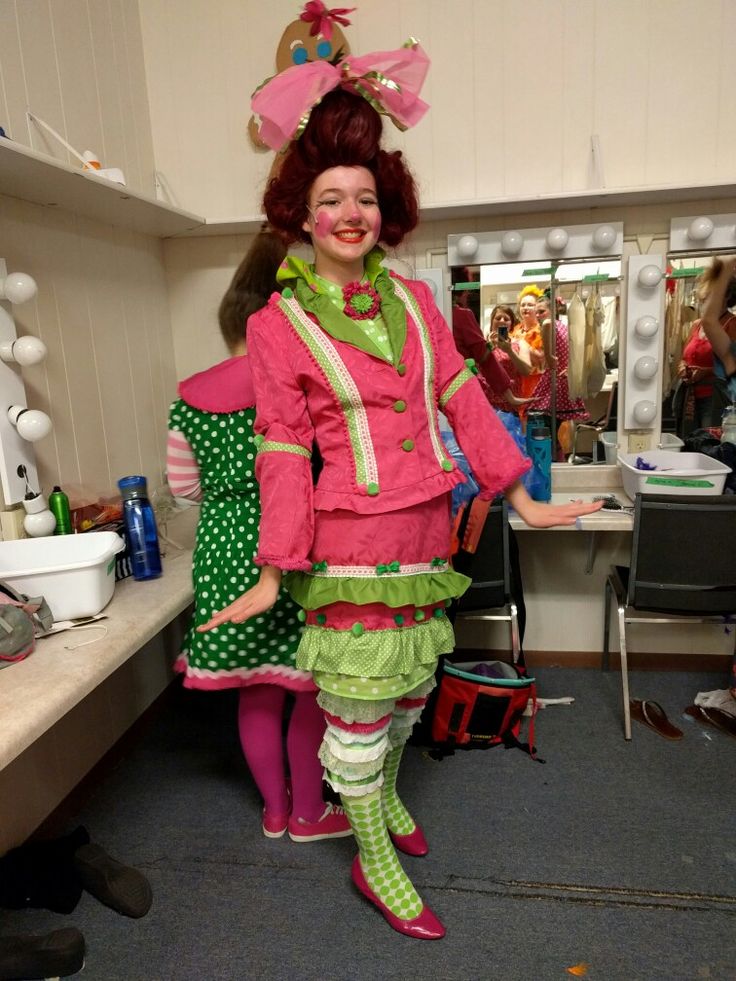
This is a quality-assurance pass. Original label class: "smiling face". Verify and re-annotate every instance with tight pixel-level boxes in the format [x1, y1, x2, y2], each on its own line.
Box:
[490, 306, 513, 341]
[519, 295, 539, 323]
[303, 166, 382, 283]
[276, 20, 349, 71]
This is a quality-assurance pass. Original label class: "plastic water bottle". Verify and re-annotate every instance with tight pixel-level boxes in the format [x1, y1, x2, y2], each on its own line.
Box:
[117, 475, 162, 580]
[528, 427, 552, 502]
[720, 405, 736, 445]
[525, 411, 546, 456]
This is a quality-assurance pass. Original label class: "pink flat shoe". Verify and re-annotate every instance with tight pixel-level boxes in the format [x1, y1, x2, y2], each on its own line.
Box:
[262, 810, 289, 838]
[390, 824, 429, 857]
[288, 803, 353, 842]
[351, 856, 445, 940]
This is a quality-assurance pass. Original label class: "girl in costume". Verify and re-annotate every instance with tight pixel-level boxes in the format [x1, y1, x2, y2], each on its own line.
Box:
[486, 304, 535, 411]
[166, 230, 351, 844]
[200, 42, 601, 940]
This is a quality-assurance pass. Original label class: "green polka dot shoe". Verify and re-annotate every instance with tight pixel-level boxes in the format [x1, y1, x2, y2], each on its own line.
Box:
[351, 856, 445, 940]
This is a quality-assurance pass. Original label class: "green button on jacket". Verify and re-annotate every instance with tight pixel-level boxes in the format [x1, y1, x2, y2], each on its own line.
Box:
[401, 439, 414, 452]
[393, 400, 407, 413]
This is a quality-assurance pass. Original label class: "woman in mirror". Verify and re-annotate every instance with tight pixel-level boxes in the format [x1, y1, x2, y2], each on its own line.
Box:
[511, 285, 546, 404]
[485, 304, 533, 411]
[676, 318, 715, 433]
[699, 256, 736, 421]
[533, 291, 589, 457]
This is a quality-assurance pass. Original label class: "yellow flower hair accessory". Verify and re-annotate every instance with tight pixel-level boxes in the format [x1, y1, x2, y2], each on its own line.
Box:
[518, 284, 544, 302]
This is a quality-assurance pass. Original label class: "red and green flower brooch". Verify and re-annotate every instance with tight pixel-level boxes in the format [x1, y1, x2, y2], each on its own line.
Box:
[342, 281, 380, 320]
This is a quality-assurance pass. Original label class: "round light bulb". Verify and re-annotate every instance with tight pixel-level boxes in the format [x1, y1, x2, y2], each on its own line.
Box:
[456, 235, 479, 259]
[2, 272, 38, 305]
[687, 216, 714, 242]
[421, 276, 438, 297]
[633, 399, 656, 425]
[500, 230, 523, 257]
[634, 355, 658, 380]
[634, 315, 659, 338]
[592, 224, 617, 251]
[638, 264, 663, 288]
[22, 495, 57, 537]
[9, 406, 52, 442]
[546, 227, 569, 252]
[3, 335, 48, 366]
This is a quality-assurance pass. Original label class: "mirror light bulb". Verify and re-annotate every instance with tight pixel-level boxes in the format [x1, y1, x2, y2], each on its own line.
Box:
[638, 264, 663, 288]
[1, 272, 38, 305]
[633, 399, 656, 425]
[456, 235, 479, 259]
[0, 335, 48, 366]
[687, 216, 714, 242]
[634, 315, 659, 338]
[500, 230, 523, 257]
[8, 406, 52, 442]
[546, 227, 568, 252]
[422, 276, 438, 297]
[634, 355, 658, 380]
[592, 224, 617, 251]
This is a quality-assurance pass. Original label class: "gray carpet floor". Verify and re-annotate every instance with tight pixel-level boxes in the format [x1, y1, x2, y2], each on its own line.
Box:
[3, 666, 735, 981]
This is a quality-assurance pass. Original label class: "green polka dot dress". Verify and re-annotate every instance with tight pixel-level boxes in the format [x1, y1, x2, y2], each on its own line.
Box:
[168, 397, 312, 693]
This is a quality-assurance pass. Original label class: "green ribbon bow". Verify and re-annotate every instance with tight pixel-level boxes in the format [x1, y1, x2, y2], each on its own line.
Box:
[376, 560, 401, 575]
[311, 561, 328, 573]
[430, 557, 447, 568]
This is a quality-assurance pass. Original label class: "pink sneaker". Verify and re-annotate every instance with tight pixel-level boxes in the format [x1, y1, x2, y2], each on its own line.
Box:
[288, 803, 353, 842]
[262, 809, 289, 838]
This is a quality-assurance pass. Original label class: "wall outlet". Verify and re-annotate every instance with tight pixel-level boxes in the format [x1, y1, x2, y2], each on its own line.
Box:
[628, 433, 651, 453]
[0, 506, 26, 541]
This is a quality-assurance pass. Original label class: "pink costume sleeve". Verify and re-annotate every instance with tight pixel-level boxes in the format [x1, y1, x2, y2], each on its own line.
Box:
[166, 429, 202, 502]
[415, 283, 530, 499]
[247, 305, 315, 571]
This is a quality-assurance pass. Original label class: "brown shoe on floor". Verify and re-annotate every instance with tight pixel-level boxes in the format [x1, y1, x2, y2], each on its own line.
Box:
[684, 704, 736, 739]
[630, 699, 683, 740]
[74, 843, 152, 918]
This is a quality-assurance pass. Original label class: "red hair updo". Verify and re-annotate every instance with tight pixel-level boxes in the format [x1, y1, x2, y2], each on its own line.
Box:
[262, 89, 419, 248]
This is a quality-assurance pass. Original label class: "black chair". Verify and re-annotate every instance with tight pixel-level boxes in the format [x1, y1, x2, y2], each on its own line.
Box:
[452, 498, 522, 664]
[603, 493, 736, 740]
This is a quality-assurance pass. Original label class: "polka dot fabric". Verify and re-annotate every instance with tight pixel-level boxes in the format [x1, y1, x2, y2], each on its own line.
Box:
[343, 790, 423, 920]
[169, 398, 310, 692]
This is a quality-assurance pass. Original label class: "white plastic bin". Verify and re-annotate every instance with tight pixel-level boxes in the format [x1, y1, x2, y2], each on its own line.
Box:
[657, 432, 685, 450]
[0, 532, 125, 621]
[599, 432, 618, 464]
[618, 451, 731, 498]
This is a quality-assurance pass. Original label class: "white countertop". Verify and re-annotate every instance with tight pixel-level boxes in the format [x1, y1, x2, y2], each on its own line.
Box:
[0, 549, 194, 771]
[509, 489, 634, 531]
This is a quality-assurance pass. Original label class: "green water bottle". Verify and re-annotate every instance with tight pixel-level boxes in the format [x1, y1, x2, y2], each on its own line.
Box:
[49, 485, 72, 535]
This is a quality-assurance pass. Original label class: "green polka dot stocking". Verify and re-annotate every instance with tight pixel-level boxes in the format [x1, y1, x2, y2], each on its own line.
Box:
[341, 789, 423, 920]
[382, 746, 416, 836]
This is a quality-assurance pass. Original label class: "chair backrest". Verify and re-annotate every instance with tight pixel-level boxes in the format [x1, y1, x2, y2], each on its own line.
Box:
[629, 493, 736, 614]
[452, 498, 510, 612]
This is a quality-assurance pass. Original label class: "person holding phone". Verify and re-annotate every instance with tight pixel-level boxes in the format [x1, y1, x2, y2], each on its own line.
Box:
[486, 305, 534, 411]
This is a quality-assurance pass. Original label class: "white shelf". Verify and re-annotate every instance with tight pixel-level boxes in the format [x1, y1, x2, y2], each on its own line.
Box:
[0, 138, 205, 238]
[176, 181, 736, 239]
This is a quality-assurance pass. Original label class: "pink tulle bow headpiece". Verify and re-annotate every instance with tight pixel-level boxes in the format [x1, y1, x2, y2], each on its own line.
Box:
[251, 40, 430, 152]
[300, 1, 355, 39]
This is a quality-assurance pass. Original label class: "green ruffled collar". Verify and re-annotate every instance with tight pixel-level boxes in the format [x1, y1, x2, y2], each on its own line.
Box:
[276, 248, 406, 365]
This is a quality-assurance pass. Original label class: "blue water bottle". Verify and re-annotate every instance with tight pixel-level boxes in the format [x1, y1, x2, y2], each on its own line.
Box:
[525, 411, 546, 456]
[117, 475, 162, 580]
[528, 427, 552, 502]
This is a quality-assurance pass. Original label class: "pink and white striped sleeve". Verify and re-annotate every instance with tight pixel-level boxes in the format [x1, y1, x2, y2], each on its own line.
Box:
[166, 428, 202, 501]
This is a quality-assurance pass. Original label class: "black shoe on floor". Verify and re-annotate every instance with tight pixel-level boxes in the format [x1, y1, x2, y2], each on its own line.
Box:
[0, 927, 85, 980]
[74, 843, 152, 918]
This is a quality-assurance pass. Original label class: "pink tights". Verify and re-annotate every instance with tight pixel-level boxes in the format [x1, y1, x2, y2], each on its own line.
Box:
[237, 685, 326, 823]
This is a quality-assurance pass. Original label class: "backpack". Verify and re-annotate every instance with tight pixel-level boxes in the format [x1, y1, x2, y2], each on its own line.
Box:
[430, 658, 541, 761]
[0, 581, 54, 669]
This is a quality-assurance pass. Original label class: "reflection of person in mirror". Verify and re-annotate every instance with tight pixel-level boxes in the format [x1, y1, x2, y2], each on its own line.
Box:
[485, 304, 534, 411]
[698, 257, 736, 423]
[451, 303, 531, 411]
[511, 285, 546, 404]
[676, 319, 715, 431]
[196, 45, 603, 940]
[532, 291, 589, 438]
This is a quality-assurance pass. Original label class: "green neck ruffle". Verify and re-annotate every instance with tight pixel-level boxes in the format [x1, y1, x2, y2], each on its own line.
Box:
[277, 248, 407, 365]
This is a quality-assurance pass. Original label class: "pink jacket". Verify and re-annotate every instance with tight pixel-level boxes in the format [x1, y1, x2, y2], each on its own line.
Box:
[248, 275, 528, 570]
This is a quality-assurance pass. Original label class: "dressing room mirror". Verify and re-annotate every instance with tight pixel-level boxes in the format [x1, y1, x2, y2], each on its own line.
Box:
[449, 245, 622, 463]
[663, 252, 730, 439]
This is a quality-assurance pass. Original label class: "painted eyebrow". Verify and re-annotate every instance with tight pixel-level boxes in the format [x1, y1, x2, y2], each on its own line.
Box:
[315, 188, 377, 196]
